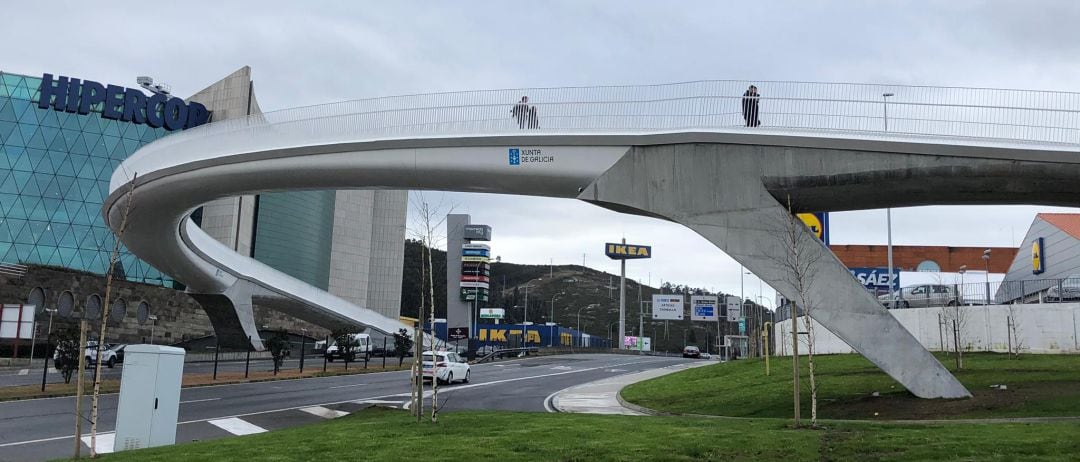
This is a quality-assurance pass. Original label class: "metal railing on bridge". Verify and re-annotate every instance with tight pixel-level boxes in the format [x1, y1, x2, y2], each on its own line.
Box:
[124, 80, 1080, 176]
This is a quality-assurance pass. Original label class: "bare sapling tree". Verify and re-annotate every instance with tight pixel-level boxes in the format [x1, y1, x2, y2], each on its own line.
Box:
[408, 191, 456, 423]
[1007, 303, 1025, 358]
[941, 296, 970, 370]
[767, 196, 824, 427]
[89, 172, 137, 457]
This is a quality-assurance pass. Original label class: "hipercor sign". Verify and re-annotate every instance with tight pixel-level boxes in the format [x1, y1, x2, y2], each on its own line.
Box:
[37, 74, 210, 131]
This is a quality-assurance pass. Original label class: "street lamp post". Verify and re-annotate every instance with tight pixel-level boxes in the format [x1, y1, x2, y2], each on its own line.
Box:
[576, 304, 599, 348]
[519, 278, 541, 349]
[958, 265, 967, 306]
[40, 307, 57, 392]
[148, 315, 159, 345]
[299, 327, 308, 373]
[982, 249, 992, 305]
[882, 92, 895, 132]
[606, 321, 618, 348]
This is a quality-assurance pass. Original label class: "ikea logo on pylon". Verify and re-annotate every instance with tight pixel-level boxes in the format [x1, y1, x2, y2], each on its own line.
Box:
[605, 243, 652, 260]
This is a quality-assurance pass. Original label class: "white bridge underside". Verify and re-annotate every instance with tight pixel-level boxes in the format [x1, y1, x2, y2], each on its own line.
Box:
[107, 119, 1080, 399]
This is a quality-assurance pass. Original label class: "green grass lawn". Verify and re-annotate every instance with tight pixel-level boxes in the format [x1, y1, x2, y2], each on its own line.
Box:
[96, 408, 1080, 462]
[621, 352, 1080, 420]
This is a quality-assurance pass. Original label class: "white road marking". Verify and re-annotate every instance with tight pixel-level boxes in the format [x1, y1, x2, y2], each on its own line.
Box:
[79, 432, 115, 454]
[551, 366, 572, 370]
[17, 369, 29, 376]
[356, 399, 406, 405]
[300, 406, 348, 419]
[329, 383, 365, 389]
[607, 369, 627, 372]
[180, 398, 222, 404]
[208, 417, 267, 436]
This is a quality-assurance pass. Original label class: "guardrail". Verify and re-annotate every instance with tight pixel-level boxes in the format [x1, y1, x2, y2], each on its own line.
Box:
[124, 79, 1080, 176]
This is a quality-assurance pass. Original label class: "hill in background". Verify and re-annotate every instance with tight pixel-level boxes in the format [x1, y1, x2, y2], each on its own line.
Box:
[400, 240, 770, 353]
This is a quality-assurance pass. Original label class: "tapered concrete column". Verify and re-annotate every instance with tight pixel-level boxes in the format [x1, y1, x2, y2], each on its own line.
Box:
[579, 144, 971, 399]
[189, 280, 265, 351]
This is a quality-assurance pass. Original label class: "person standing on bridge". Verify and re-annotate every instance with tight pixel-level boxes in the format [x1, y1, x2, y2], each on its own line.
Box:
[742, 85, 761, 127]
[527, 105, 539, 129]
[512, 96, 530, 129]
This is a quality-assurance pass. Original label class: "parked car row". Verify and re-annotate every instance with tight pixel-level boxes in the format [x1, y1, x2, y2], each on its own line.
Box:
[54, 342, 127, 369]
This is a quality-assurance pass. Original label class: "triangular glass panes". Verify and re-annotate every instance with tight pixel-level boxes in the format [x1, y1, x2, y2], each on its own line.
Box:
[25, 127, 48, 150]
[0, 98, 16, 122]
[12, 219, 34, 244]
[10, 170, 32, 192]
[43, 247, 62, 267]
[56, 246, 78, 267]
[10, 147, 33, 171]
[62, 224, 89, 248]
[0, 120, 16, 142]
[37, 108, 60, 128]
[24, 195, 48, 221]
[53, 175, 75, 199]
[0, 192, 17, 215]
[76, 178, 96, 201]
[0, 242, 11, 263]
[14, 243, 36, 263]
[0, 172, 16, 194]
[25, 148, 46, 171]
[36, 222, 57, 247]
[0, 219, 12, 243]
[1, 245, 18, 264]
[69, 133, 88, 155]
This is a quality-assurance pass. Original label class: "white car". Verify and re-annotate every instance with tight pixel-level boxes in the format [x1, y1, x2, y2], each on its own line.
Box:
[421, 351, 470, 385]
[700, 352, 712, 360]
[85, 341, 118, 368]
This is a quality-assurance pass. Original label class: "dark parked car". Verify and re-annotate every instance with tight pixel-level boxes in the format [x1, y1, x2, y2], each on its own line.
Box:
[1046, 275, 1080, 301]
[682, 346, 701, 359]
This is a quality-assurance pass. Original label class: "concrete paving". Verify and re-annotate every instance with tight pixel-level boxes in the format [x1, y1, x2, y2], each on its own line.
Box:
[550, 359, 714, 415]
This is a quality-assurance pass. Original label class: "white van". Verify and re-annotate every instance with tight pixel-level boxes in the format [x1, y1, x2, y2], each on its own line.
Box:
[324, 333, 372, 361]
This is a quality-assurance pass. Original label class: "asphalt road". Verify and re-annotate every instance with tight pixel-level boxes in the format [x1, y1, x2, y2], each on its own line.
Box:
[0, 353, 693, 461]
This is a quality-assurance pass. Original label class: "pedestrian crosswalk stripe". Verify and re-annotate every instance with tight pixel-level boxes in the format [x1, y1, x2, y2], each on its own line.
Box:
[300, 406, 348, 419]
[208, 417, 267, 435]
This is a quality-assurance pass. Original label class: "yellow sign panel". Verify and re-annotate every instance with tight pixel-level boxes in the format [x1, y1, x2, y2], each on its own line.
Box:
[605, 243, 651, 259]
[798, 213, 824, 240]
[1032, 238, 1044, 274]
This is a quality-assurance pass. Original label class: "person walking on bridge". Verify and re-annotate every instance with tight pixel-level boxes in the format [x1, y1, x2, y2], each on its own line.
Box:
[742, 85, 760, 127]
[512, 96, 530, 129]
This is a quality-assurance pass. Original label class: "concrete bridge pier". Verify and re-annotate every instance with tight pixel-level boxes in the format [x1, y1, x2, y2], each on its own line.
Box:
[579, 143, 972, 399]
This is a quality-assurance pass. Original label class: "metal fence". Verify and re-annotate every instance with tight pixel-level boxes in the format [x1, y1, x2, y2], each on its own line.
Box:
[878, 276, 1080, 309]
[118, 80, 1080, 183]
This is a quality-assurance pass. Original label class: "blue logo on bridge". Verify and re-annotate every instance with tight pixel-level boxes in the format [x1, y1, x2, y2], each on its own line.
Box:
[508, 148, 521, 166]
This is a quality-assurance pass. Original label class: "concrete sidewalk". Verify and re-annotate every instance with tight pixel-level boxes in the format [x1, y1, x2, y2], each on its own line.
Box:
[549, 360, 715, 415]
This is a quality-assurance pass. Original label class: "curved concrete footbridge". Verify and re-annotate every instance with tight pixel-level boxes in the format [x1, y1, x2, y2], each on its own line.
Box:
[104, 81, 1080, 399]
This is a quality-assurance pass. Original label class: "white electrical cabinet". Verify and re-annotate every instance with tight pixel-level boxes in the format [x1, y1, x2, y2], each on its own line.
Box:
[113, 344, 185, 452]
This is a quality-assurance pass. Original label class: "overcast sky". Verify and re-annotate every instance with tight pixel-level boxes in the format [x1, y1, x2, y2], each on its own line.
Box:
[5, 1, 1080, 302]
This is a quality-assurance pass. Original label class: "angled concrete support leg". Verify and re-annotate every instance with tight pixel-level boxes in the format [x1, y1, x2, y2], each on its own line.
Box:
[579, 144, 970, 398]
[188, 280, 265, 351]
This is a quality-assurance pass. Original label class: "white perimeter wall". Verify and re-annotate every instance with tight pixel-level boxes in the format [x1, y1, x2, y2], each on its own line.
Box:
[775, 303, 1080, 356]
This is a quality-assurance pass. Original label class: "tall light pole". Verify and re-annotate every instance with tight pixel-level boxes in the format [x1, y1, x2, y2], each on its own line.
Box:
[882, 92, 895, 132]
[520, 278, 541, 348]
[577, 304, 599, 347]
[148, 315, 158, 345]
[40, 307, 56, 392]
[549, 293, 563, 325]
[982, 249, 992, 305]
[886, 208, 895, 308]
[958, 265, 967, 305]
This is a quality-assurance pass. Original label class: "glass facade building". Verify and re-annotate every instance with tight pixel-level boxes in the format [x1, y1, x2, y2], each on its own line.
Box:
[0, 71, 173, 285]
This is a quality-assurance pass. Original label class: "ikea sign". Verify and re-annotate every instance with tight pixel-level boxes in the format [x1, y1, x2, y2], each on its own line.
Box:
[605, 243, 651, 260]
[37, 74, 210, 131]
